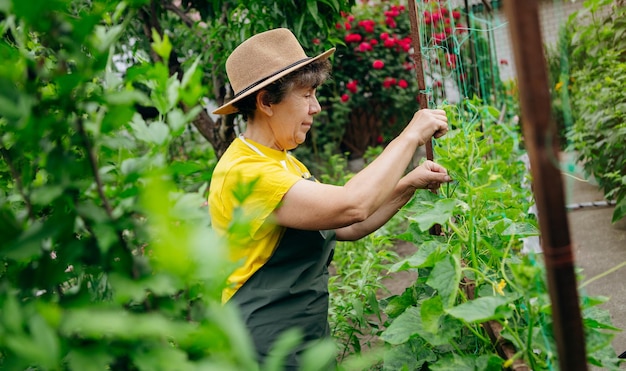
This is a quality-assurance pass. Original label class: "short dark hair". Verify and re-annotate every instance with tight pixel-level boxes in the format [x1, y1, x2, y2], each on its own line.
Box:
[233, 58, 332, 120]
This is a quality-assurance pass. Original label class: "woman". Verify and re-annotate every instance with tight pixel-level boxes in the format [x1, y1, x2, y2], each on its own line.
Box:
[209, 28, 450, 368]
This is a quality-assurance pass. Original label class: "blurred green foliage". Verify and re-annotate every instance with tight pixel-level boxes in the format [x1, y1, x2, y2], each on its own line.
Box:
[551, 0, 626, 222]
[0, 0, 354, 369]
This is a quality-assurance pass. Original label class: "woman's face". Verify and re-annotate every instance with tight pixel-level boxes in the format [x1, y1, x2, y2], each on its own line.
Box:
[269, 86, 321, 150]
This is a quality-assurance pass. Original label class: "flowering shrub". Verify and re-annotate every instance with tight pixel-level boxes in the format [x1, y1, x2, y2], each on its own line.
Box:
[316, 2, 420, 158]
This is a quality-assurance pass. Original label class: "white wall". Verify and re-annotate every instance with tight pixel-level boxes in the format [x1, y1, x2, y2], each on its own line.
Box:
[492, 0, 585, 82]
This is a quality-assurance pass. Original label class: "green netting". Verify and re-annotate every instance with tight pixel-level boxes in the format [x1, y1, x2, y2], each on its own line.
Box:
[414, 1, 508, 110]
[413, 0, 593, 206]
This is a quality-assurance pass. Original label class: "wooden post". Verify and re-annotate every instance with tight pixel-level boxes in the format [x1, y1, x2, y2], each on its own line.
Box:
[407, 0, 441, 236]
[503, 1, 588, 370]
[407, 0, 433, 161]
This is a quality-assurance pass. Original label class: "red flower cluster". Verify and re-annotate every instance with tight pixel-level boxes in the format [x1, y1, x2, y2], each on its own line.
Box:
[319, 0, 422, 145]
[384, 4, 405, 28]
[335, 4, 418, 106]
[422, 0, 465, 45]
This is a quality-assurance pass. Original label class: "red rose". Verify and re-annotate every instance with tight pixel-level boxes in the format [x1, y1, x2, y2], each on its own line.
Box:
[452, 10, 461, 20]
[380, 32, 390, 40]
[359, 19, 375, 33]
[372, 60, 385, 69]
[341, 94, 350, 102]
[346, 80, 358, 93]
[312, 38, 321, 45]
[345, 33, 362, 43]
[358, 42, 373, 52]
[398, 79, 408, 89]
[382, 77, 397, 88]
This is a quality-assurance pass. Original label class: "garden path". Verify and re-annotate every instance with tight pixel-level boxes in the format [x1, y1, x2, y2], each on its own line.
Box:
[565, 152, 626, 369]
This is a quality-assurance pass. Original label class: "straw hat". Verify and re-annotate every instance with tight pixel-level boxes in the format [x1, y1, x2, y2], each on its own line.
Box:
[212, 28, 335, 115]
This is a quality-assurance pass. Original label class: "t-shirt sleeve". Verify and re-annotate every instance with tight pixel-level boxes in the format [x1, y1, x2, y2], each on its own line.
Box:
[221, 156, 303, 239]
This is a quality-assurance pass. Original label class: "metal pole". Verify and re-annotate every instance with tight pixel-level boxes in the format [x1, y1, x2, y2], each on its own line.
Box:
[503, 1, 587, 370]
[407, 0, 441, 236]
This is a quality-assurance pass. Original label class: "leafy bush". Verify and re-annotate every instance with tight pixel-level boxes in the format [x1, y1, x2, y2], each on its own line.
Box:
[0, 2, 346, 370]
[565, 0, 626, 222]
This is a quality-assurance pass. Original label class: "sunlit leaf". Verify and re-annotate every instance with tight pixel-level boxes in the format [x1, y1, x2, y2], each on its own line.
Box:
[446, 295, 512, 323]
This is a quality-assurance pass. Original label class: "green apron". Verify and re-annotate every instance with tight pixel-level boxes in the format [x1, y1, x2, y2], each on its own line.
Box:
[231, 227, 336, 369]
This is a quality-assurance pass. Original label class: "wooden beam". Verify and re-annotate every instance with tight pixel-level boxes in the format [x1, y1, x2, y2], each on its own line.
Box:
[502, 1, 588, 370]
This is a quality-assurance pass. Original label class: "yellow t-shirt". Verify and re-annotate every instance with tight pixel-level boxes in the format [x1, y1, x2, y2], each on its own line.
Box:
[208, 136, 313, 302]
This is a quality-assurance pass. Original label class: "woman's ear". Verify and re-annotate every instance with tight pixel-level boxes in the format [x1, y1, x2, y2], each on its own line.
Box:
[256, 90, 273, 116]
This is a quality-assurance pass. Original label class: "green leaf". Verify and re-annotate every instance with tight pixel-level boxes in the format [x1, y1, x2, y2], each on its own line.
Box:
[181, 57, 201, 89]
[475, 354, 504, 371]
[1, 221, 49, 261]
[92, 222, 118, 254]
[407, 198, 457, 232]
[150, 29, 172, 61]
[426, 255, 460, 308]
[91, 24, 124, 52]
[383, 290, 417, 318]
[1, 292, 23, 333]
[306, 0, 323, 28]
[133, 344, 194, 371]
[445, 295, 512, 323]
[262, 329, 305, 371]
[300, 338, 337, 371]
[60, 309, 195, 341]
[501, 221, 540, 237]
[130, 115, 170, 146]
[382, 339, 434, 371]
[28, 315, 60, 367]
[428, 353, 477, 370]
[420, 296, 444, 334]
[612, 194, 626, 223]
[108, 272, 180, 304]
[4, 315, 60, 369]
[380, 306, 421, 345]
[165, 74, 181, 112]
[66, 347, 114, 371]
[389, 240, 444, 272]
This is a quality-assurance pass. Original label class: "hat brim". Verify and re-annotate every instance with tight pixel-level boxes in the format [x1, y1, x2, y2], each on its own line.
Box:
[212, 47, 336, 115]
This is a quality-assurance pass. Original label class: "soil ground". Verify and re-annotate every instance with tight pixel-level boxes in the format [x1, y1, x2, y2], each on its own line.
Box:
[377, 151, 626, 369]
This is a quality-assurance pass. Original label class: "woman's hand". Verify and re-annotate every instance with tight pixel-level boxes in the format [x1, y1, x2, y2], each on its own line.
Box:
[402, 109, 449, 146]
[405, 160, 452, 190]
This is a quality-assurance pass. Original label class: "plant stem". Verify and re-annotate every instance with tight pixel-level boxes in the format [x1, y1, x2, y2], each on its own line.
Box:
[579, 260, 626, 289]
